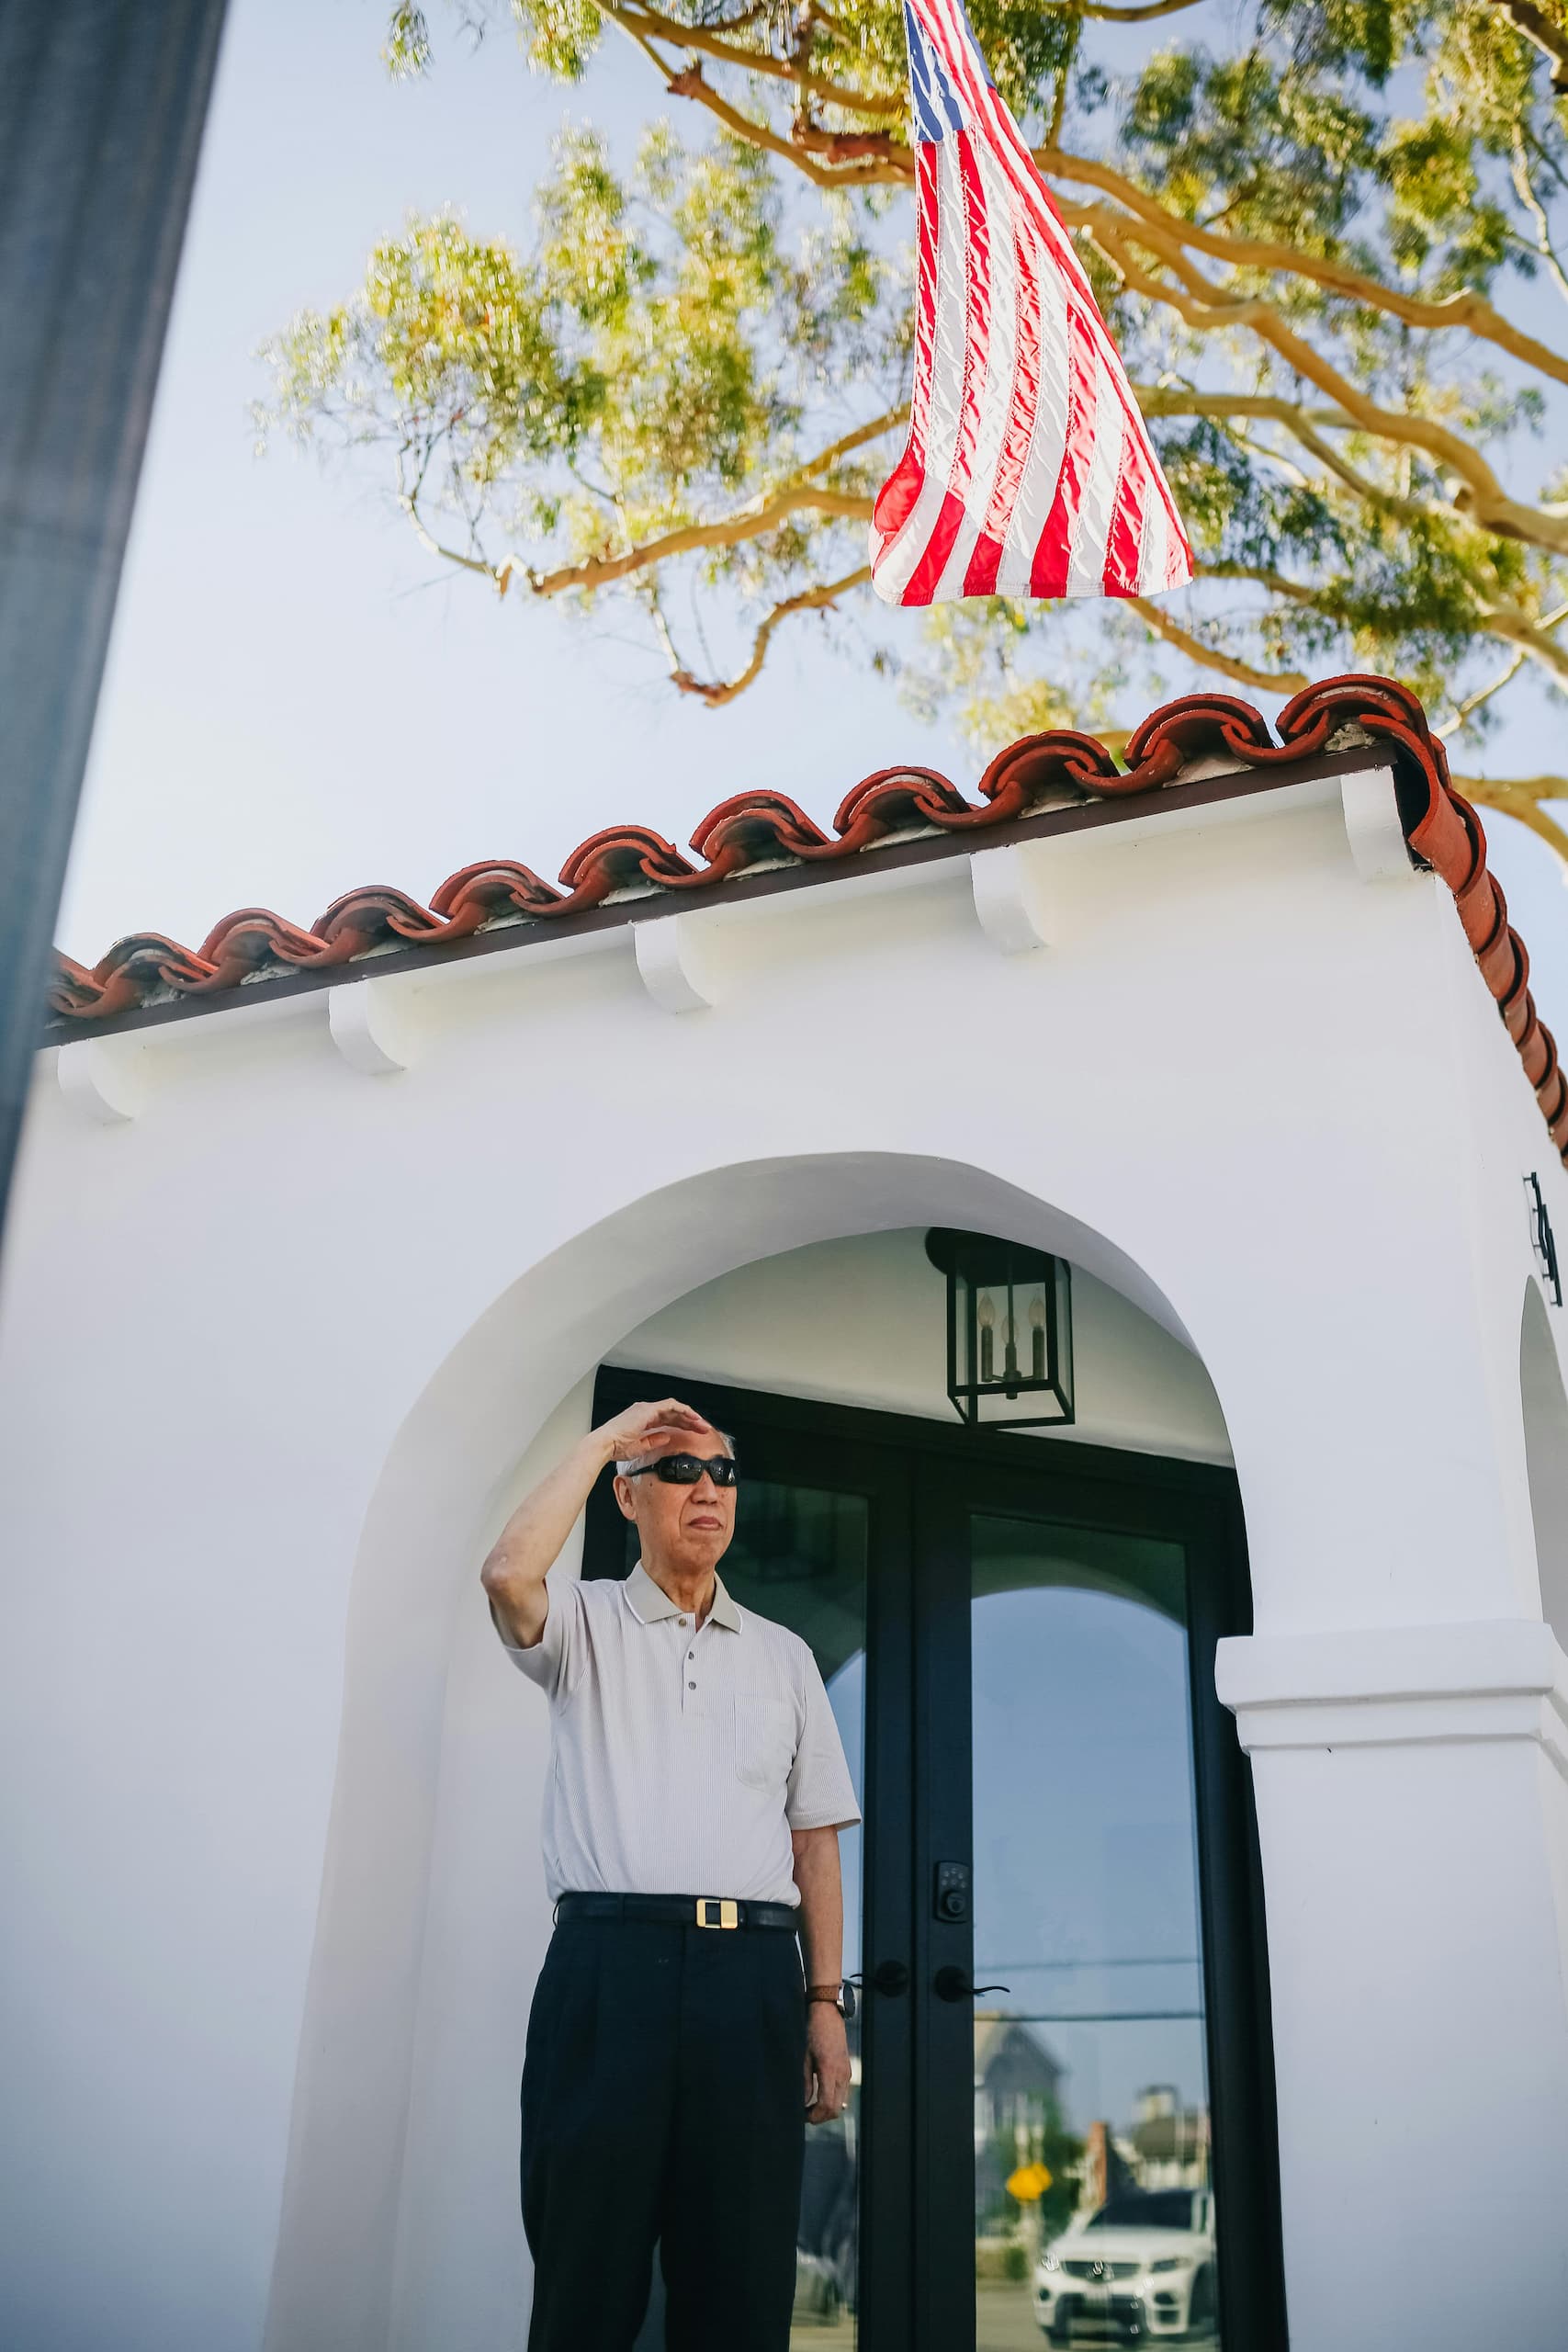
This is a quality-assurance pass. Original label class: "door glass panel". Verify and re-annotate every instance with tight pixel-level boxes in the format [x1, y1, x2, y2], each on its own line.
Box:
[968, 1516, 1219, 2352]
[725, 1481, 866, 2350]
[623, 1479, 867, 2351]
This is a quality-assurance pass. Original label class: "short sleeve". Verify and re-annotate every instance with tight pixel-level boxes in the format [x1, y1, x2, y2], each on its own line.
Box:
[785, 1648, 862, 1832]
[495, 1568, 583, 1702]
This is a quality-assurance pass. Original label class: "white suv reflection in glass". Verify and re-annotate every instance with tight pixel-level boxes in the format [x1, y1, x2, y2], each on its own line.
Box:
[1033, 2188, 1217, 2342]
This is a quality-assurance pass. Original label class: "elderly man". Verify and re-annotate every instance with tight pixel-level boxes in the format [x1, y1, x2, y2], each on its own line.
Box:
[482, 1395, 861, 2352]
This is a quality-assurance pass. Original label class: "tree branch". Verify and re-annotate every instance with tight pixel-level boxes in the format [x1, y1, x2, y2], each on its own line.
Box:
[1136, 386, 1356, 432]
[1186, 396, 1444, 525]
[1509, 128, 1568, 311]
[1433, 650, 1528, 740]
[788, 116, 911, 169]
[1193, 560, 1320, 605]
[1088, 220, 1568, 555]
[671, 563, 873, 704]
[1044, 4, 1081, 155]
[525, 483, 873, 598]
[773, 407, 908, 487]
[660, 60, 902, 187]
[1128, 597, 1310, 692]
[1478, 604, 1568, 685]
[606, 0, 907, 119]
[1079, 0, 1206, 16]
[1453, 776, 1568, 861]
[1190, 562, 1568, 700]
[1038, 145, 1568, 391]
[396, 451, 506, 584]
[1486, 0, 1568, 94]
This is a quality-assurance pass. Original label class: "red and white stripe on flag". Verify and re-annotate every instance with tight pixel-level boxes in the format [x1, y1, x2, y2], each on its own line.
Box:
[870, 0, 1192, 607]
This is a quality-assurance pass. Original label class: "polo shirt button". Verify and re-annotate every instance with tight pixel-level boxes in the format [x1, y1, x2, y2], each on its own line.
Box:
[678, 1616, 688, 1627]
[688, 1680, 696, 1690]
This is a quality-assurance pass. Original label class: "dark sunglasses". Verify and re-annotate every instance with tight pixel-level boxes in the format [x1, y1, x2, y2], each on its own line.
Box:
[626, 1453, 739, 1487]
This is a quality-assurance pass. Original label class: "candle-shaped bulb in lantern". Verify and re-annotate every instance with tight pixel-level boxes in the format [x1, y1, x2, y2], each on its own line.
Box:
[977, 1288, 997, 1385]
[1030, 1290, 1047, 1381]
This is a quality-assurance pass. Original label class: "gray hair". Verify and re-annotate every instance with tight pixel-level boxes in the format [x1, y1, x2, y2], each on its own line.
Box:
[615, 1427, 736, 1477]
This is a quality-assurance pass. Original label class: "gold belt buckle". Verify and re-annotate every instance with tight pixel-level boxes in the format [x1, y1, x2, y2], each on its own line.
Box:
[695, 1897, 739, 1930]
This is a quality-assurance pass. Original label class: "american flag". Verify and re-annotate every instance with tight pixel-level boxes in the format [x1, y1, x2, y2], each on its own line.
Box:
[870, 0, 1192, 607]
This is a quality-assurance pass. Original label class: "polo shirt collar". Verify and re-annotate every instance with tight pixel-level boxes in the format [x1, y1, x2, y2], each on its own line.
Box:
[625, 1560, 742, 1634]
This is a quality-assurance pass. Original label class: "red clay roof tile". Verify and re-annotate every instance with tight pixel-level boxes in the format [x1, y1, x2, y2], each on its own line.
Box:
[46, 673, 1567, 1167]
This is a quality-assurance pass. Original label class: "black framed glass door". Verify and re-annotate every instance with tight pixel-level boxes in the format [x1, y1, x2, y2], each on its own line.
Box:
[587, 1366, 1285, 2352]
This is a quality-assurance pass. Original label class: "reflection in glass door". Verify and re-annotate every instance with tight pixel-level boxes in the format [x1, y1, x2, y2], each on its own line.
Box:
[968, 1517, 1219, 2352]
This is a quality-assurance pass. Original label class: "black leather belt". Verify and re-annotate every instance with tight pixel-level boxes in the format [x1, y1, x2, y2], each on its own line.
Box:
[556, 1892, 800, 1932]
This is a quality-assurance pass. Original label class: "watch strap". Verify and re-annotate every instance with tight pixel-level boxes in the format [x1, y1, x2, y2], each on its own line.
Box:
[806, 1981, 852, 2017]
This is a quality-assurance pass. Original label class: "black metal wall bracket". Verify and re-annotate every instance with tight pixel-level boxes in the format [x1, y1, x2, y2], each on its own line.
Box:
[1527, 1173, 1562, 1307]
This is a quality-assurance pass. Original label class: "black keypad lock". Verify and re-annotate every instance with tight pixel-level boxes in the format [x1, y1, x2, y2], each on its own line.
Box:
[933, 1860, 970, 1923]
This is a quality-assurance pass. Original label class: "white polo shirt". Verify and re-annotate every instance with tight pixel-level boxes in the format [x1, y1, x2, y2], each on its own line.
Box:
[502, 1561, 861, 1905]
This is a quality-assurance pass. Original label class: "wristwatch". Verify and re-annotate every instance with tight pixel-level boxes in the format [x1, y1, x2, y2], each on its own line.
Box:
[806, 1981, 856, 2019]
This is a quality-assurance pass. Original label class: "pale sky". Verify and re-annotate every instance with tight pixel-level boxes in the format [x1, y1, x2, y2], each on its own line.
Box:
[60, 0, 969, 962]
[60, 0, 1568, 1052]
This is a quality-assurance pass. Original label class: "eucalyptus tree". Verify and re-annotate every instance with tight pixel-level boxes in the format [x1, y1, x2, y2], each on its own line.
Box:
[260, 1, 1568, 856]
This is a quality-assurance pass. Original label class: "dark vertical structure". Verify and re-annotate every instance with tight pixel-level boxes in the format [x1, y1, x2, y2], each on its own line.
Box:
[0, 0, 228, 1239]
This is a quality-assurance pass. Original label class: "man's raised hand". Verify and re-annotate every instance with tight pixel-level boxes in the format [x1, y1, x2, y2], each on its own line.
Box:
[597, 1397, 711, 1467]
[482, 1398, 708, 1647]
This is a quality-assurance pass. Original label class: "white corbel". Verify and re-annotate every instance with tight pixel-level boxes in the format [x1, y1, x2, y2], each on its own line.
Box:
[969, 842, 1054, 956]
[57, 1035, 150, 1125]
[327, 977, 415, 1074]
[1340, 764, 1416, 884]
[633, 913, 717, 1014]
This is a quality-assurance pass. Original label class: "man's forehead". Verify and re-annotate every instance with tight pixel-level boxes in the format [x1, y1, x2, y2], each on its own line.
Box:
[649, 1422, 728, 1454]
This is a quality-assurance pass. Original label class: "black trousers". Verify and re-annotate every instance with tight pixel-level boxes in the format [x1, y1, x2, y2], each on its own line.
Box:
[522, 1916, 807, 2352]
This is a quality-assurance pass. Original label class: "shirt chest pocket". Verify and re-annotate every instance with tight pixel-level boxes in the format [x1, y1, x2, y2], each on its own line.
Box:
[734, 1694, 795, 1792]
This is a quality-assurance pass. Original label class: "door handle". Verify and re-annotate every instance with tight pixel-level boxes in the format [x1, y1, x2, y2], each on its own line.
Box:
[932, 1966, 1010, 2003]
[872, 1959, 910, 1997]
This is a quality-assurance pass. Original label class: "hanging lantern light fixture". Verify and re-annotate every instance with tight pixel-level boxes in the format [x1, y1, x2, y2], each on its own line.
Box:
[924, 1229, 1075, 1429]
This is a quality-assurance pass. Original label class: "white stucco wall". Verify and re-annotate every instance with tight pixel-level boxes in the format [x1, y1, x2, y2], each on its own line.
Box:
[1, 761, 1565, 2352]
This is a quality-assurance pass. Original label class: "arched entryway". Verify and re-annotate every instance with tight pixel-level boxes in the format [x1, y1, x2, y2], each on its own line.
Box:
[262, 1155, 1280, 2352]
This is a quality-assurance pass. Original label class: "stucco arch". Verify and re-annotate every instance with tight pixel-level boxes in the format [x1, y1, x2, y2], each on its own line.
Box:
[1521, 1282, 1568, 1647]
[262, 1148, 1216, 2352]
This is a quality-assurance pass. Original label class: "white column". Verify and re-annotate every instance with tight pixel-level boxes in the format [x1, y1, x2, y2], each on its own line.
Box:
[1219, 1620, 1568, 2350]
